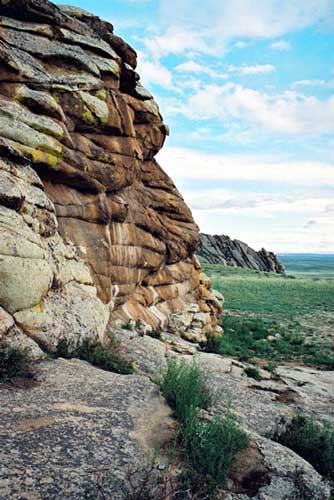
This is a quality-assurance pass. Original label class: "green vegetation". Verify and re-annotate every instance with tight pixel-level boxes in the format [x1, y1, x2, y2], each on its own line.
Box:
[244, 366, 261, 380]
[202, 262, 334, 369]
[146, 329, 162, 340]
[161, 359, 214, 423]
[280, 253, 334, 280]
[205, 264, 334, 318]
[204, 315, 334, 368]
[0, 343, 32, 381]
[161, 359, 249, 491]
[55, 337, 134, 375]
[273, 415, 334, 481]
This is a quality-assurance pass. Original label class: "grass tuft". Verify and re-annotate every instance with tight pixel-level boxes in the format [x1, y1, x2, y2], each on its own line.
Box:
[161, 359, 249, 490]
[244, 366, 261, 380]
[55, 337, 134, 375]
[273, 415, 334, 481]
[161, 359, 213, 424]
[0, 343, 32, 381]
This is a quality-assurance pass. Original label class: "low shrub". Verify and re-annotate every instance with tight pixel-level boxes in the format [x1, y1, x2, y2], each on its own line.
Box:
[309, 351, 334, 370]
[244, 366, 261, 380]
[147, 329, 162, 340]
[264, 362, 277, 373]
[183, 413, 249, 488]
[161, 359, 249, 491]
[0, 343, 32, 381]
[273, 415, 334, 480]
[55, 338, 134, 375]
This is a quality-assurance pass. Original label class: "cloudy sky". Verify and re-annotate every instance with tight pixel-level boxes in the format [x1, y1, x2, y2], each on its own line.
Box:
[56, 0, 334, 253]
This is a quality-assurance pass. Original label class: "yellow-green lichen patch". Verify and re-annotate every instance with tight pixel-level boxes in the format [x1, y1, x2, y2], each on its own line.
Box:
[0, 98, 64, 140]
[0, 111, 63, 157]
[82, 106, 98, 126]
[79, 91, 109, 124]
[10, 142, 61, 170]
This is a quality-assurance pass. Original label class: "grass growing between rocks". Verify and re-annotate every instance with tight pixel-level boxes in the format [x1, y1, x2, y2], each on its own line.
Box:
[55, 337, 134, 375]
[204, 315, 334, 369]
[0, 343, 33, 381]
[161, 359, 249, 493]
[273, 415, 334, 481]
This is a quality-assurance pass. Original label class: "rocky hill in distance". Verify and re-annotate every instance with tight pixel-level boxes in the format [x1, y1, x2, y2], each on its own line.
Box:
[197, 233, 285, 274]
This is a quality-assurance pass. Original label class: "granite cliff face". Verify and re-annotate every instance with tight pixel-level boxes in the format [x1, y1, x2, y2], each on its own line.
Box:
[0, 0, 221, 353]
[197, 233, 285, 274]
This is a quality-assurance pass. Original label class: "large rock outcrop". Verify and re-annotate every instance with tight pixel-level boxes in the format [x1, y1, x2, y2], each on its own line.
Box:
[197, 233, 285, 274]
[0, 0, 221, 352]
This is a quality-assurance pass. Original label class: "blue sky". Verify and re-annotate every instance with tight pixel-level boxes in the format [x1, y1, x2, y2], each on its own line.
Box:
[55, 0, 334, 252]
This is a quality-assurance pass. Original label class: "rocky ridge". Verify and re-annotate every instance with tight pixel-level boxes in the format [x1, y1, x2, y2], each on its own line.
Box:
[197, 233, 285, 274]
[0, 330, 333, 499]
[0, 0, 221, 354]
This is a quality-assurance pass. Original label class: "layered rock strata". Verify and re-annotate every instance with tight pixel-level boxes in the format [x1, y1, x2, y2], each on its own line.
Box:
[0, 0, 221, 351]
[198, 233, 285, 274]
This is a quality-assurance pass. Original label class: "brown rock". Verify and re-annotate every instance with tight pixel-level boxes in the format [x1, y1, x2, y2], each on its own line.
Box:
[0, 0, 221, 351]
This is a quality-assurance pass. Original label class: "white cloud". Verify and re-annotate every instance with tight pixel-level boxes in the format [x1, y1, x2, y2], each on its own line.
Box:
[228, 64, 276, 75]
[159, 0, 333, 45]
[234, 41, 249, 49]
[157, 147, 334, 185]
[186, 189, 333, 215]
[136, 51, 173, 89]
[270, 40, 291, 50]
[179, 84, 334, 136]
[186, 186, 334, 253]
[293, 79, 334, 89]
[174, 60, 228, 79]
[143, 26, 220, 59]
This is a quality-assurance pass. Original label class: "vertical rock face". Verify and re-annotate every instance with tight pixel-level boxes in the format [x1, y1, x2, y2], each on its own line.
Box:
[198, 233, 285, 274]
[0, 0, 221, 351]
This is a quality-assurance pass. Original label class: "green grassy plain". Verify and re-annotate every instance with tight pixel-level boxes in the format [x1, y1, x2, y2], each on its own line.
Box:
[202, 260, 334, 369]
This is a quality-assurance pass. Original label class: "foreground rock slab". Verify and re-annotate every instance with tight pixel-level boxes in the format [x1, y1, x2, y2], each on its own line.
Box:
[0, 358, 173, 500]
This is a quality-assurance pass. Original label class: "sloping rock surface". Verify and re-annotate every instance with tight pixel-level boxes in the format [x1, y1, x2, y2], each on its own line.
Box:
[0, 358, 174, 500]
[197, 233, 285, 274]
[0, 0, 221, 352]
[0, 342, 332, 500]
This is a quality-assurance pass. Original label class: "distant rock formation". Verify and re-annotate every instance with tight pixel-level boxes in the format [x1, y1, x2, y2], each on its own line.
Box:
[0, 0, 221, 354]
[197, 234, 285, 274]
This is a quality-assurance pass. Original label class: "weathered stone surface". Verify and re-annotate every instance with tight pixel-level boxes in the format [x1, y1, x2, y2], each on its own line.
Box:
[114, 329, 168, 375]
[0, 307, 14, 340]
[0, 358, 174, 499]
[228, 435, 330, 499]
[0, 0, 221, 352]
[0, 157, 108, 351]
[197, 233, 285, 274]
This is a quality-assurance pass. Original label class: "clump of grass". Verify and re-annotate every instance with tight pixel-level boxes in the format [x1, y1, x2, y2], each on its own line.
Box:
[308, 351, 334, 370]
[273, 415, 334, 481]
[244, 366, 261, 380]
[147, 329, 162, 340]
[161, 359, 249, 490]
[0, 343, 32, 381]
[161, 359, 213, 424]
[183, 413, 249, 488]
[264, 361, 277, 373]
[123, 322, 135, 331]
[55, 337, 133, 375]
